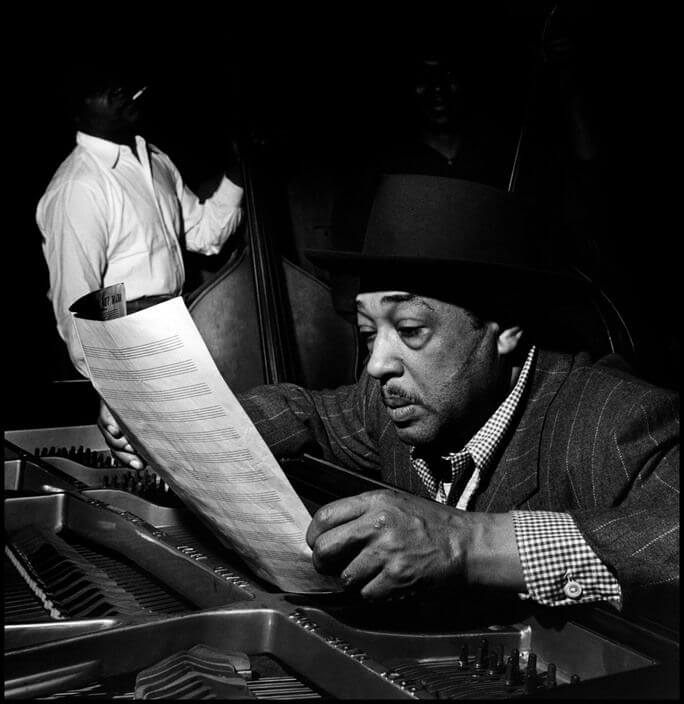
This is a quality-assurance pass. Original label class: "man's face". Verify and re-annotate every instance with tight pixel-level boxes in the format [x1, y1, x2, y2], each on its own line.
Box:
[413, 58, 464, 129]
[79, 79, 143, 137]
[356, 291, 504, 449]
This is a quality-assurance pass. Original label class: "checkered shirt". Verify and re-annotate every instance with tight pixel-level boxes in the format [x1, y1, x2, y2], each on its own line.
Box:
[511, 511, 622, 607]
[410, 345, 622, 608]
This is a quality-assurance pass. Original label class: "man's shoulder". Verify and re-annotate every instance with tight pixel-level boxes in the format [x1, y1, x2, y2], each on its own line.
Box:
[540, 348, 678, 408]
[42, 145, 107, 195]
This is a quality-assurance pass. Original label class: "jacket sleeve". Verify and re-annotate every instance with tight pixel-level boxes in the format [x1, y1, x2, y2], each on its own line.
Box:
[237, 371, 382, 475]
[558, 361, 679, 602]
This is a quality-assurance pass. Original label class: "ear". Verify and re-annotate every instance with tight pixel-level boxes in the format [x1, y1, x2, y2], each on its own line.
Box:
[497, 326, 524, 356]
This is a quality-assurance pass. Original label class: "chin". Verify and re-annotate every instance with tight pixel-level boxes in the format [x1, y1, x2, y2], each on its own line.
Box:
[394, 422, 438, 448]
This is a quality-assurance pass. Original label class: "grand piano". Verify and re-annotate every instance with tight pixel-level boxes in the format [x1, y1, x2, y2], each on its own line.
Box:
[4, 420, 679, 700]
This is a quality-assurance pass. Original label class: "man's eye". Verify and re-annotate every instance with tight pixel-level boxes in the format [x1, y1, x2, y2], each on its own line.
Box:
[398, 327, 423, 339]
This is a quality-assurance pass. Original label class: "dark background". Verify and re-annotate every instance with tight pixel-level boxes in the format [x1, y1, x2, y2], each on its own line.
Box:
[4, 4, 679, 429]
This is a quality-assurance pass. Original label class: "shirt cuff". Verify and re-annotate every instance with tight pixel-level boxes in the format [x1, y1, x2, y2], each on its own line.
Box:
[186, 176, 244, 255]
[511, 511, 622, 609]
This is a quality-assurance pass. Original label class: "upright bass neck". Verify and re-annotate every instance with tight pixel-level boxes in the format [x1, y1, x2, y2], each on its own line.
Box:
[240, 141, 300, 385]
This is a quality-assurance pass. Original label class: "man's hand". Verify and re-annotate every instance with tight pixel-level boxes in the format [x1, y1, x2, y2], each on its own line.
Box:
[306, 490, 471, 600]
[97, 400, 144, 470]
[306, 490, 524, 600]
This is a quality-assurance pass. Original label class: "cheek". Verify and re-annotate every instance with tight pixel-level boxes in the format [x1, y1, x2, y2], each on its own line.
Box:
[420, 341, 495, 418]
[429, 375, 465, 421]
[411, 354, 462, 410]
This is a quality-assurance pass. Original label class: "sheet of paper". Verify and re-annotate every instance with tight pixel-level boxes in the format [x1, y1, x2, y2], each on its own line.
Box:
[73, 296, 338, 593]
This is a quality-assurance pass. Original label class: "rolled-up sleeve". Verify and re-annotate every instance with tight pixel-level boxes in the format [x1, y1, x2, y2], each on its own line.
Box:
[181, 175, 243, 256]
[37, 181, 109, 377]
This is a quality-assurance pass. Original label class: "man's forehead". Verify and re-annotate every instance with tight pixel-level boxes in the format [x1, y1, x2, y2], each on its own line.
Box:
[356, 291, 437, 311]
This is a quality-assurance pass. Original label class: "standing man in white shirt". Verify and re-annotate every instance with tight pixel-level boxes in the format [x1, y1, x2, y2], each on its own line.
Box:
[37, 67, 244, 378]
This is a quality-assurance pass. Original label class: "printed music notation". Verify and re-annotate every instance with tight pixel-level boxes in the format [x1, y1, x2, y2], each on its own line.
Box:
[71, 289, 338, 593]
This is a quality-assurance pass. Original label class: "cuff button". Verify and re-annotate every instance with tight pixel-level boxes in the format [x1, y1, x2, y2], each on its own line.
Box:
[563, 579, 583, 599]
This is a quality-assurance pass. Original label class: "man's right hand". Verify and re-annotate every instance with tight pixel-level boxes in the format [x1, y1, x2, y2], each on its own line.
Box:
[97, 400, 144, 470]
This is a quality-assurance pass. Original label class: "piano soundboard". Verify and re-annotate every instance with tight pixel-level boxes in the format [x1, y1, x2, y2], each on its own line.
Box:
[4, 425, 679, 699]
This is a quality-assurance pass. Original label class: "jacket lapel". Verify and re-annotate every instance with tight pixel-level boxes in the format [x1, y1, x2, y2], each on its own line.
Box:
[475, 350, 573, 511]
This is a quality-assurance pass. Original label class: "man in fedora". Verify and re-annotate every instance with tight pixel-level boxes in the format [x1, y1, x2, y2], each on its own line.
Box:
[100, 175, 679, 612]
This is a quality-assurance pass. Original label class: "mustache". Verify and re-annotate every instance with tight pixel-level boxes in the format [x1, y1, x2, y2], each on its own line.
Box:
[381, 386, 420, 405]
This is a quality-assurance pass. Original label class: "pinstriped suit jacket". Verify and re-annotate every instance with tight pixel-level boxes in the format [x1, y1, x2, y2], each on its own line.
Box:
[239, 349, 679, 603]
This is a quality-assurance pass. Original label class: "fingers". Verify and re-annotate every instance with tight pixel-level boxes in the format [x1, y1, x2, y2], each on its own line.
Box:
[97, 400, 144, 470]
[310, 509, 387, 575]
[306, 493, 377, 548]
[98, 400, 123, 438]
[339, 550, 383, 592]
[359, 570, 418, 602]
[337, 546, 421, 602]
[307, 489, 406, 546]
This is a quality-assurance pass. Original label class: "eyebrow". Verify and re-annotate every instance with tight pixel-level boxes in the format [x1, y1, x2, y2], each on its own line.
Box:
[355, 293, 435, 311]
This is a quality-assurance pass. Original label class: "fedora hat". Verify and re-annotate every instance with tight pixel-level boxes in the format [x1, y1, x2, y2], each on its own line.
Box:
[306, 174, 592, 313]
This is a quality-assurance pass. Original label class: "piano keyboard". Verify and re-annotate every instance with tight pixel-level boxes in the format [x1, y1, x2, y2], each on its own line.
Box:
[4, 552, 59, 623]
[6, 526, 181, 620]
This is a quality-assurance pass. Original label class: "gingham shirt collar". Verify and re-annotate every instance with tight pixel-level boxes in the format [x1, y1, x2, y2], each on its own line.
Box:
[411, 345, 537, 508]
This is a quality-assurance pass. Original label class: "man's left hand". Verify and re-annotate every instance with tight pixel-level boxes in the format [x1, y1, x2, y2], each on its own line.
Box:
[306, 489, 476, 600]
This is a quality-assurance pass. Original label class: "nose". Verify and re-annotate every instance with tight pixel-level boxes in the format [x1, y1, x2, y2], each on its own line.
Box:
[366, 331, 403, 381]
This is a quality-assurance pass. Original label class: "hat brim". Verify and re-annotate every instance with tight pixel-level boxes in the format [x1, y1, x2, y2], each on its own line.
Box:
[306, 248, 594, 310]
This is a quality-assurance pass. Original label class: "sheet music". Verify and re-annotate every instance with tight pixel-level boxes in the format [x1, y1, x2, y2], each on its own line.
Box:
[73, 296, 338, 593]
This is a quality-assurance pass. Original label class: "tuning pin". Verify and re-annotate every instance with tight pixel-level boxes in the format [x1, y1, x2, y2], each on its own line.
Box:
[459, 643, 469, 667]
[475, 639, 488, 669]
[570, 674, 581, 685]
[526, 652, 537, 677]
[506, 651, 521, 685]
[545, 663, 557, 688]
[487, 652, 499, 676]
[504, 659, 516, 687]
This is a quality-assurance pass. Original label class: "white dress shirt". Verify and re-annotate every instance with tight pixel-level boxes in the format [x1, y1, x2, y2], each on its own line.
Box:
[37, 132, 244, 376]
